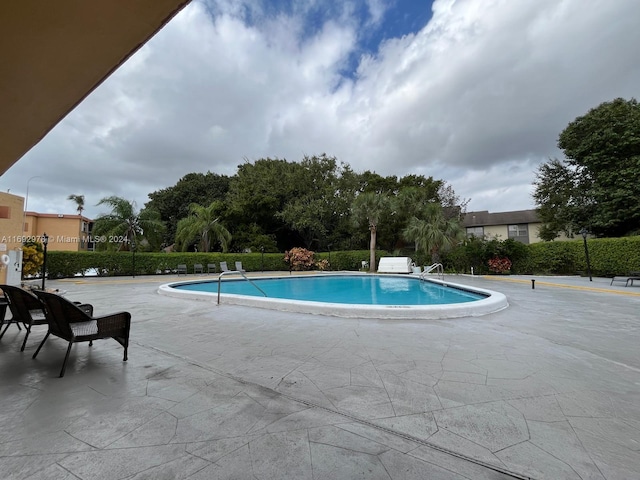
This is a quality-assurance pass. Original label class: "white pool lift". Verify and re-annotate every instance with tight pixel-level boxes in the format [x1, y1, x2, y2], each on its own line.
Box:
[377, 257, 413, 273]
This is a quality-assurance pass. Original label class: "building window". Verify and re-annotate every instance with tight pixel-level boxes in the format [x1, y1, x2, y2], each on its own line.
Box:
[466, 226, 484, 238]
[0, 206, 9, 219]
[508, 224, 529, 243]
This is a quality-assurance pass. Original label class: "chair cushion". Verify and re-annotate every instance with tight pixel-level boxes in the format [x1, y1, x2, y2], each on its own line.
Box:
[29, 309, 46, 319]
[70, 320, 98, 337]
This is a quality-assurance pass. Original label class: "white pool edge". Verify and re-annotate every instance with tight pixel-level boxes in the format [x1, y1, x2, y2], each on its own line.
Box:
[157, 273, 508, 320]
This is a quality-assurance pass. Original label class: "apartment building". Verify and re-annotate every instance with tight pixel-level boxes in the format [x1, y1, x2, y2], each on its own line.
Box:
[24, 212, 94, 252]
[463, 209, 544, 244]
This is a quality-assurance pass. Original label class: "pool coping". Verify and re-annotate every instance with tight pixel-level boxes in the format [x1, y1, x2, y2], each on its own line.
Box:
[157, 272, 508, 319]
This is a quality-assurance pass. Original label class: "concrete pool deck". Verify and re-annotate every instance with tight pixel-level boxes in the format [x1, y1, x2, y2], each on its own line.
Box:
[1, 273, 639, 479]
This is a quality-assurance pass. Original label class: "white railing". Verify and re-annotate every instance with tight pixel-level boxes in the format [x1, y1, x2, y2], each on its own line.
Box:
[217, 270, 267, 304]
[420, 263, 444, 281]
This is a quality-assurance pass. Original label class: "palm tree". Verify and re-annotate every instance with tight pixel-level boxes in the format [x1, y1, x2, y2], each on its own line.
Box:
[402, 202, 464, 264]
[93, 196, 165, 251]
[351, 192, 390, 272]
[175, 201, 231, 252]
[67, 194, 85, 215]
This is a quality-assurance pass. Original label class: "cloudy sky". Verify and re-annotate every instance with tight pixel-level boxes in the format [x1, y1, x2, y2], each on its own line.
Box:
[2, 0, 639, 220]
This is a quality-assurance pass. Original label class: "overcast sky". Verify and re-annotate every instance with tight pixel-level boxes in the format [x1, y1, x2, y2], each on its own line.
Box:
[2, 0, 639, 220]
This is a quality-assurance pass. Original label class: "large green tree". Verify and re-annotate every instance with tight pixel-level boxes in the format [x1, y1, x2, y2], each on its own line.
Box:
[352, 192, 391, 272]
[534, 98, 640, 237]
[145, 172, 230, 246]
[533, 158, 592, 240]
[225, 158, 303, 250]
[93, 196, 165, 251]
[278, 154, 352, 250]
[402, 202, 465, 263]
[174, 201, 231, 252]
[355, 173, 446, 251]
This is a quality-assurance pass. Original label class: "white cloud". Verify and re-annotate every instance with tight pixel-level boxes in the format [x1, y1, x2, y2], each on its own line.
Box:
[2, 0, 639, 219]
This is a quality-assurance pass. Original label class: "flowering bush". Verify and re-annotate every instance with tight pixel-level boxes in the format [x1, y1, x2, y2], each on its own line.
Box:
[315, 259, 330, 271]
[22, 241, 44, 276]
[284, 247, 316, 271]
[488, 256, 512, 274]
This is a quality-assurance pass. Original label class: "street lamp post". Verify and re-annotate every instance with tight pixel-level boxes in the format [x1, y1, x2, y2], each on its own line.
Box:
[131, 241, 136, 278]
[580, 228, 592, 282]
[260, 246, 264, 272]
[41, 233, 49, 290]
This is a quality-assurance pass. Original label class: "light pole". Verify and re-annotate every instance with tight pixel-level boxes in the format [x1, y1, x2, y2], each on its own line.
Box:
[580, 228, 592, 282]
[41, 233, 49, 290]
[260, 246, 264, 272]
[131, 240, 136, 278]
[22, 176, 41, 233]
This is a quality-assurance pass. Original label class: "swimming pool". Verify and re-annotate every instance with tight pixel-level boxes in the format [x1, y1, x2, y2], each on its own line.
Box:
[159, 273, 508, 319]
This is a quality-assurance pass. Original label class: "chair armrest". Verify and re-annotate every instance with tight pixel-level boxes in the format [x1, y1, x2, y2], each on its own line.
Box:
[73, 302, 94, 316]
[95, 312, 131, 337]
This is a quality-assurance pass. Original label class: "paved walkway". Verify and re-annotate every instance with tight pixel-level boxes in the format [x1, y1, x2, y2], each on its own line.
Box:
[1, 273, 639, 479]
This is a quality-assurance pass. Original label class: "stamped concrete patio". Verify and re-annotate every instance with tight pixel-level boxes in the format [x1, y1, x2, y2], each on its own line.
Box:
[1, 273, 639, 479]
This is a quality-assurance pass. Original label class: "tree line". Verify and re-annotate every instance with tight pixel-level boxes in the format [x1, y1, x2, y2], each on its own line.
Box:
[89, 154, 468, 268]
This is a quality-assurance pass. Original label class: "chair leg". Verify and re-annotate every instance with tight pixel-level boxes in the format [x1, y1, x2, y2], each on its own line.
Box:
[0, 321, 11, 339]
[32, 332, 50, 359]
[123, 336, 128, 361]
[59, 342, 74, 378]
[89, 340, 93, 347]
[20, 324, 32, 352]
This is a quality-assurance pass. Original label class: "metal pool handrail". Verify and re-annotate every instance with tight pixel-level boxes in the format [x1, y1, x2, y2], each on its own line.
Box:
[217, 271, 267, 304]
[420, 263, 444, 281]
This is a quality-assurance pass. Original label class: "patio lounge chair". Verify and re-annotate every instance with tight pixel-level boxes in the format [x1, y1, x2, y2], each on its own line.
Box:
[207, 263, 217, 274]
[235, 261, 246, 273]
[33, 290, 130, 377]
[220, 261, 230, 272]
[0, 295, 10, 335]
[0, 285, 91, 352]
[0, 284, 47, 351]
[177, 264, 187, 275]
[610, 272, 640, 287]
[194, 263, 204, 274]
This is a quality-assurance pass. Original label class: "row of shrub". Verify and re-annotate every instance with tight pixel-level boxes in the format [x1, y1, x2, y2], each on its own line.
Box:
[440, 235, 640, 277]
[520, 236, 640, 276]
[45, 249, 383, 278]
[42, 236, 640, 279]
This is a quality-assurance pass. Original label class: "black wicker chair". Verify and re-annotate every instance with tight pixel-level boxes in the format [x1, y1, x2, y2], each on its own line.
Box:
[33, 290, 130, 377]
[1, 285, 95, 352]
[0, 284, 48, 351]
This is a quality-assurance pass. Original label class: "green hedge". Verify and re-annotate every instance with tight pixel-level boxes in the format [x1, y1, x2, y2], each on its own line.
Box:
[45, 249, 383, 278]
[42, 238, 640, 278]
[443, 236, 640, 277]
[513, 240, 581, 275]
[514, 237, 640, 277]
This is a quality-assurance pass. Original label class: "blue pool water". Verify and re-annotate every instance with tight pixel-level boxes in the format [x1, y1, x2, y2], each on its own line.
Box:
[173, 275, 486, 306]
